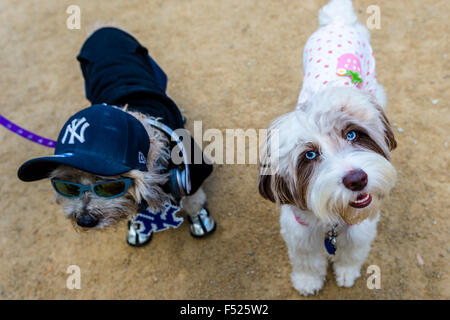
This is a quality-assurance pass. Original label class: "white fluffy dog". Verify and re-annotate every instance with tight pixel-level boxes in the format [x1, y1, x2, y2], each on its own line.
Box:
[258, 0, 397, 295]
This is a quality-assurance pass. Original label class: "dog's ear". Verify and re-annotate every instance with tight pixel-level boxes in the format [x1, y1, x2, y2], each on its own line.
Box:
[258, 113, 298, 206]
[126, 169, 169, 211]
[258, 172, 276, 202]
[258, 171, 295, 205]
[376, 105, 397, 151]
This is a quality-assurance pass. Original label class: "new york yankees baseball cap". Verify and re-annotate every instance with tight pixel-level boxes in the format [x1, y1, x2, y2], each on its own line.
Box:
[18, 104, 150, 181]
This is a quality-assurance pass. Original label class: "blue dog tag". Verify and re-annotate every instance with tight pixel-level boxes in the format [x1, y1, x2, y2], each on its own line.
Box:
[324, 237, 336, 255]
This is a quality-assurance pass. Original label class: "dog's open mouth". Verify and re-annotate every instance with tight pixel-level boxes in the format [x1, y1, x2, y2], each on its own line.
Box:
[349, 193, 372, 208]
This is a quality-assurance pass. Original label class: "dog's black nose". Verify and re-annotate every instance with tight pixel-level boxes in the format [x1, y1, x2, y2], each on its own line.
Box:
[343, 169, 368, 191]
[76, 214, 98, 228]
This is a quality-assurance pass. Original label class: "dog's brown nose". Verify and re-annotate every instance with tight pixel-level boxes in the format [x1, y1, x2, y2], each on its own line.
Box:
[343, 169, 368, 191]
[76, 214, 98, 228]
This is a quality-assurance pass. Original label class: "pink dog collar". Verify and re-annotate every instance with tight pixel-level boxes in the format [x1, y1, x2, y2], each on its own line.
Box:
[292, 209, 309, 226]
[291, 208, 354, 227]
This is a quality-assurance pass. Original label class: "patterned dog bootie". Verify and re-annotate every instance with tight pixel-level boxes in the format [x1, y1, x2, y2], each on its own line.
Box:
[188, 207, 216, 238]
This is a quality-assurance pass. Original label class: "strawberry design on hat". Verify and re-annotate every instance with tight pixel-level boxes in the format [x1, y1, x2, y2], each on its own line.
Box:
[336, 53, 363, 88]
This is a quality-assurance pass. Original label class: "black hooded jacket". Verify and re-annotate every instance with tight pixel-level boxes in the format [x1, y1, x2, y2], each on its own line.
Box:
[77, 27, 212, 195]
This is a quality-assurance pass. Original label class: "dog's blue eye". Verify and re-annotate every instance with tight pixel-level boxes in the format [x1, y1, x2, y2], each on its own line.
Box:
[305, 151, 317, 160]
[346, 131, 357, 141]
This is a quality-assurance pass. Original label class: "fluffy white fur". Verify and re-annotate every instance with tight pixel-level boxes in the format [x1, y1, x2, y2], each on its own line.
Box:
[280, 205, 379, 294]
[258, 0, 397, 296]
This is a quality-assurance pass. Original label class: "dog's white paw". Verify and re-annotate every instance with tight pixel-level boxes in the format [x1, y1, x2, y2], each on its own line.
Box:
[334, 265, 361, 287]
[291, 272, 325, 296]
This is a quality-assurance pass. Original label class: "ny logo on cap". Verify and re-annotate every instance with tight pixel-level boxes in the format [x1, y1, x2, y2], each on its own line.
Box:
[61, 117, 90, 144]
[138, 151, 146, 164]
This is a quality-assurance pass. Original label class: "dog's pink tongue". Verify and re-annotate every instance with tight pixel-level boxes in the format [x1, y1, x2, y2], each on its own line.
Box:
[356, 193, 367, 201]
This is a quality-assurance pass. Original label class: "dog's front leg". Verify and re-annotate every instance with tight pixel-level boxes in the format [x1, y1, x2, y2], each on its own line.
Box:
[280, 206, 328, 296]
[181, 187, 216, 238]
[332, 216, 379, 287]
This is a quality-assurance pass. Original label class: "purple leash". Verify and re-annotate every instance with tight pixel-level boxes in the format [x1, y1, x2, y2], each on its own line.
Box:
[0, 114, 56, 148]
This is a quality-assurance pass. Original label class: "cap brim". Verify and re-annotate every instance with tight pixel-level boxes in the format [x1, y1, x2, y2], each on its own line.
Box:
[18, 152, 133, 182]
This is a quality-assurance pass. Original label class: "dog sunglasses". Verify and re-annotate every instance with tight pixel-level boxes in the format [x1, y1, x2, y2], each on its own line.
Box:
[51, 178, 132, 199]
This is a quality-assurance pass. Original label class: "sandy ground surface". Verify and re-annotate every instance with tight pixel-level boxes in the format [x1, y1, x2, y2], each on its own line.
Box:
[0, 0, 448, 299]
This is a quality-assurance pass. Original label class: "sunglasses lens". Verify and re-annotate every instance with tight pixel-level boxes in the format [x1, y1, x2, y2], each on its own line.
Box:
[94, 181, 127, 198]
[53, 181, 81, 198]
